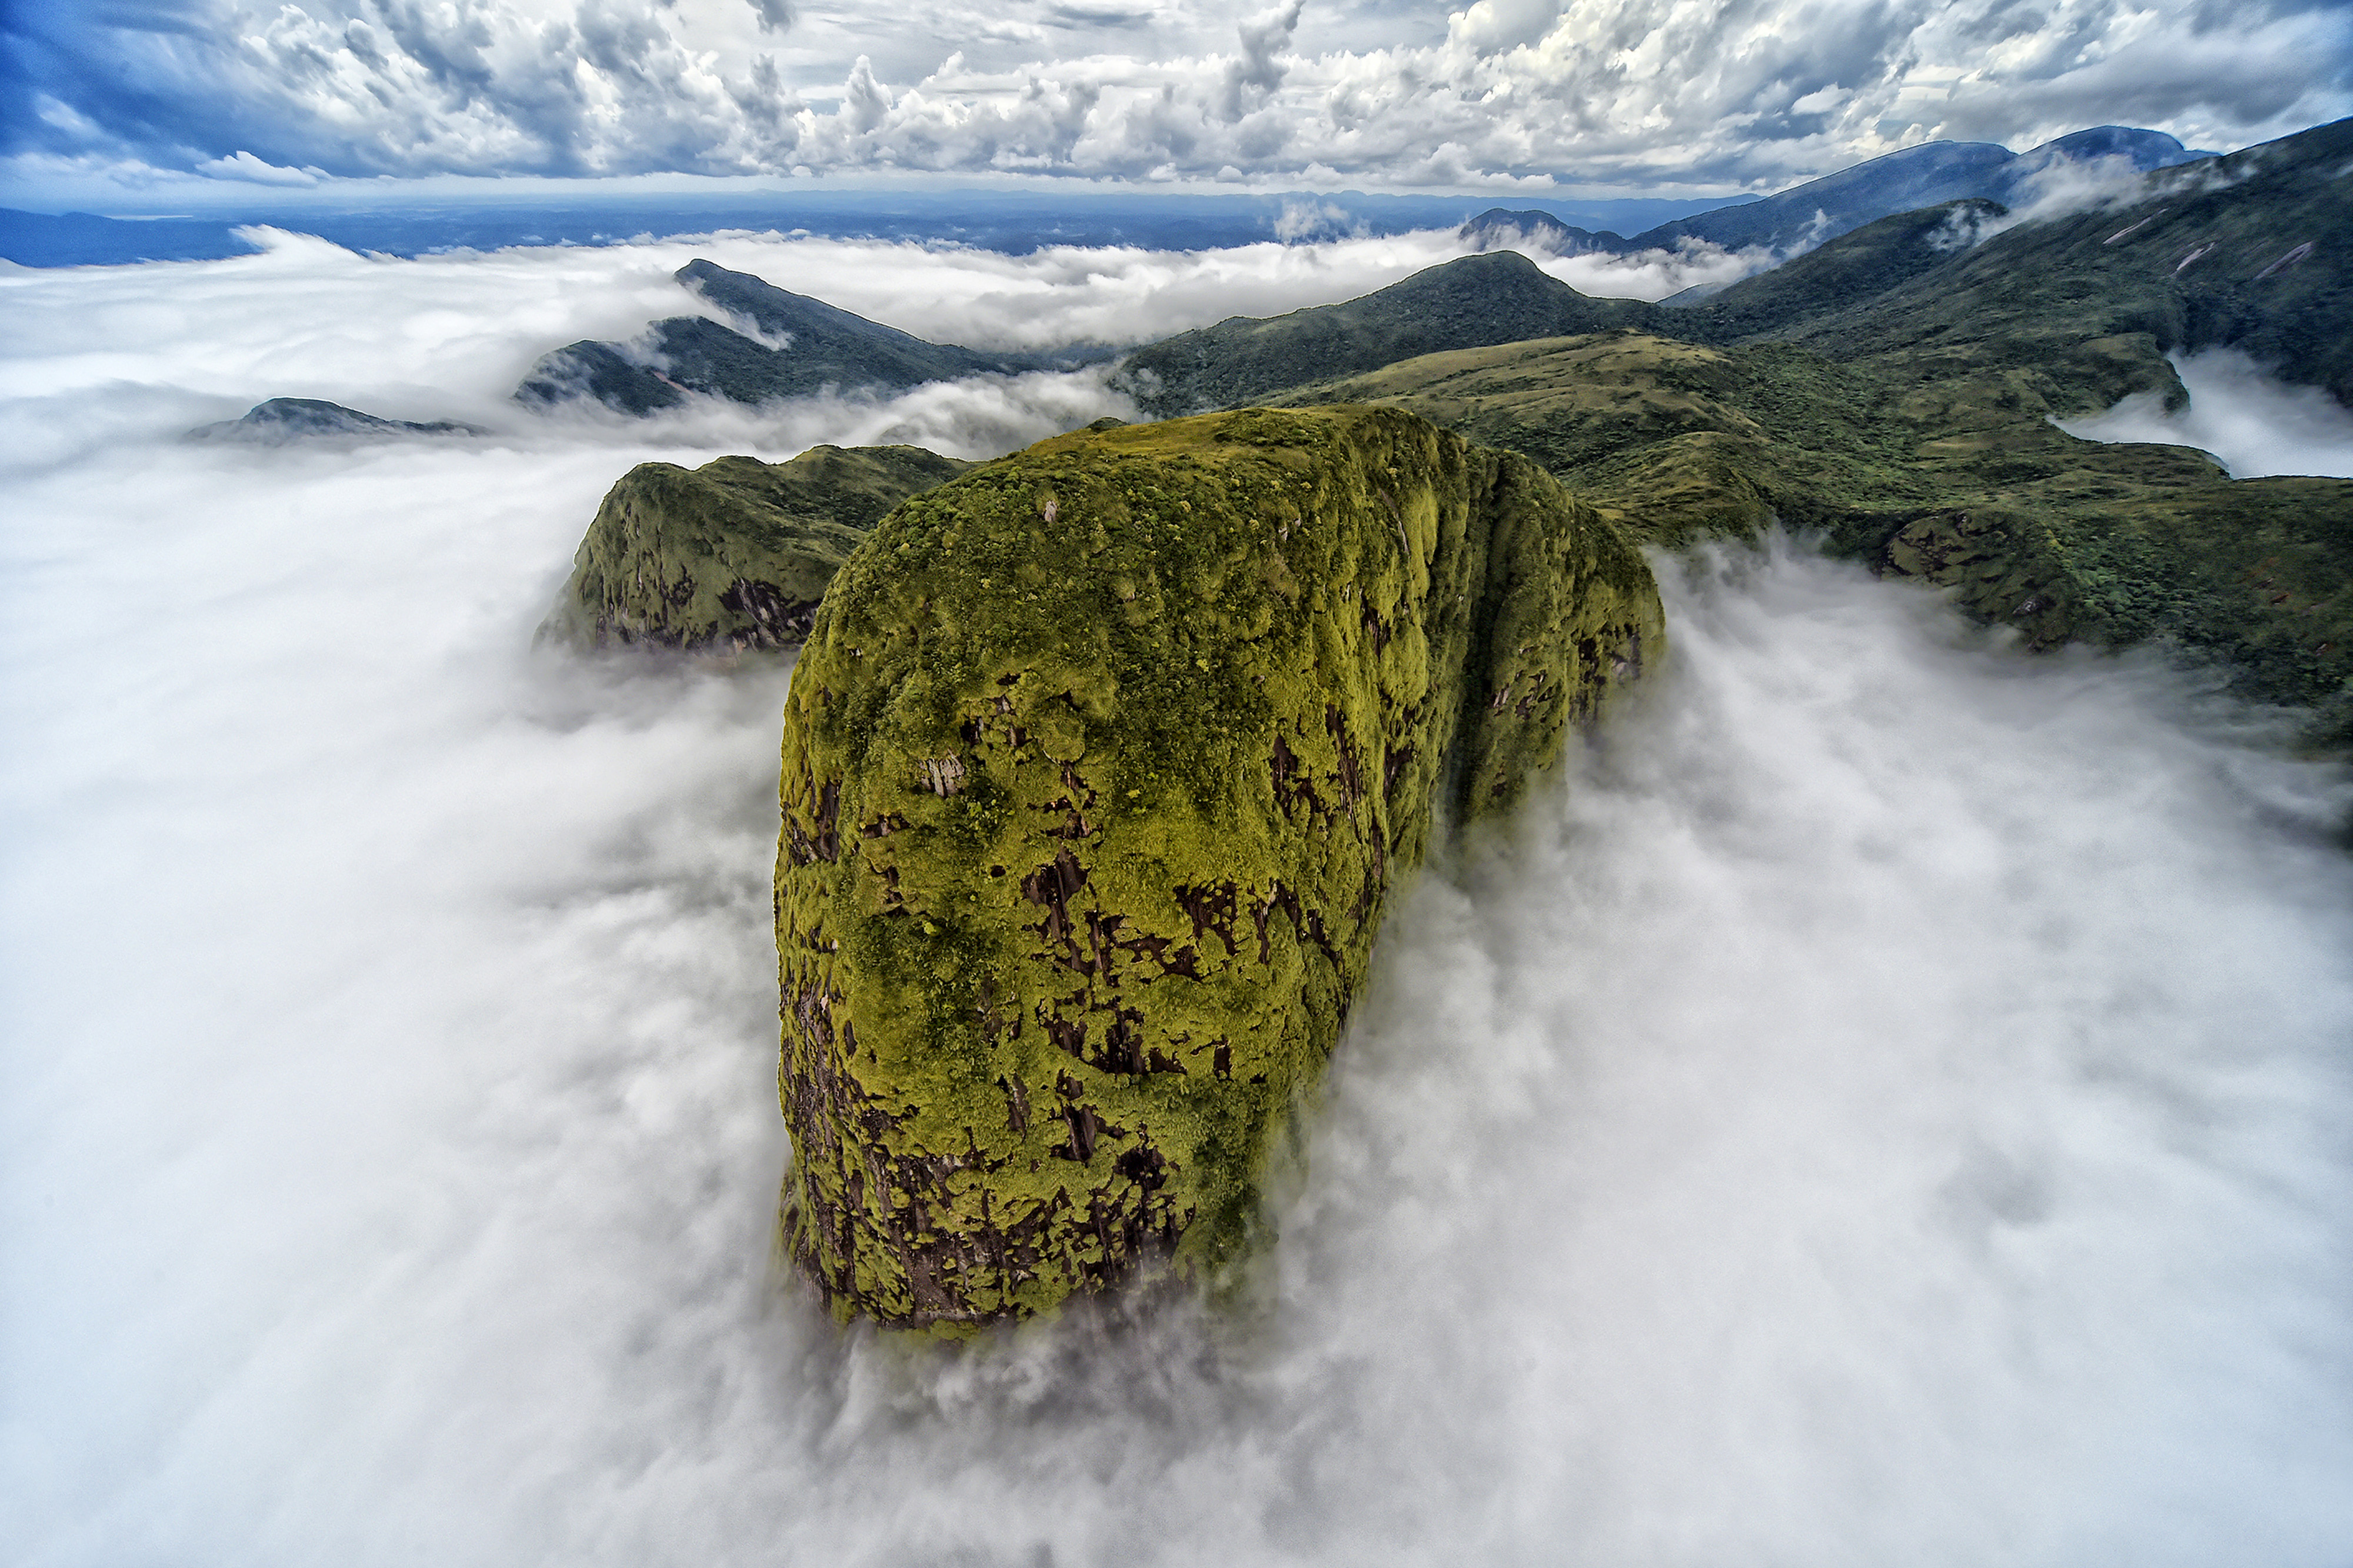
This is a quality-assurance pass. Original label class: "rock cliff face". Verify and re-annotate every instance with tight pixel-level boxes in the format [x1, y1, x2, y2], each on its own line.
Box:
[538, 443, 971, 653]
[772, 406, 1663, 1329]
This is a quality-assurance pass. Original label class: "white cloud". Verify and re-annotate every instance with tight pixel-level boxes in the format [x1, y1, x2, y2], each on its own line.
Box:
[2059, 347, 2353, 479]
[4, 0, 2347, 189]
[8, 225, 2353, 1567]
[1538, 240, 1779, 301]
[195, 149, 328, 185]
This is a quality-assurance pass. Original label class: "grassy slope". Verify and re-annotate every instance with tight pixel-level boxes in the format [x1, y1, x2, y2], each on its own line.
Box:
[1274, 328, 2353, 742]
[1740, 116, 2353, 412]
[1118, 251, 1653, 418]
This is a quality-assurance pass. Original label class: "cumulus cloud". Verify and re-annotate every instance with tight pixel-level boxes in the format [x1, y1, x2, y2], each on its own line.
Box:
[1, 0, 2347, 189]
[194, 148, 327, 185]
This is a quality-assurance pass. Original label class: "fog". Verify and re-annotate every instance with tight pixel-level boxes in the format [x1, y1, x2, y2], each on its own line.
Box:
[0, 220, 1736, 468]
[6, 243, 2353, 1568]
[2059, 348, 2353, 479]
[1537, 240, 1775, 301]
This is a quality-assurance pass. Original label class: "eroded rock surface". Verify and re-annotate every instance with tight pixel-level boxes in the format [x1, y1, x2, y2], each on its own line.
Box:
[538, 443, 971, 654]
[772, 406, 1662, 1329]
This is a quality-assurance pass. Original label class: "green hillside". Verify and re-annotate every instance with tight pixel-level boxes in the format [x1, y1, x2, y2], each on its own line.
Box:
[1270, 329, 2353, 743]
[1119, 118, 2351, 743]
[1117, 251, 1652, 418]
[1718, 116, 2353, 412]
[538, 443, 972, 653]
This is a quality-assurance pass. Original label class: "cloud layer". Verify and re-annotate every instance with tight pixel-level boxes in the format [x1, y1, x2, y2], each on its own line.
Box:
[7, 238, 2353, 1566]
[4, 0, 2349, 194]
[2062, 347, 2353, 478]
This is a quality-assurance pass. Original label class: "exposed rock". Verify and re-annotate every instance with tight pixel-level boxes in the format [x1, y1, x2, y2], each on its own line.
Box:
[189, 397, 487, 443]
[537, 443, 972, 654]
[772, 405, 1663, 1330]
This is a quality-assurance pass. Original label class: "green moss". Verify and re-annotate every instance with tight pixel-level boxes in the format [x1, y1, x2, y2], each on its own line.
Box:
[774, 406, 1663, 1330]
[1270, 330, 2353, 742]
[537, 443, 971, 653]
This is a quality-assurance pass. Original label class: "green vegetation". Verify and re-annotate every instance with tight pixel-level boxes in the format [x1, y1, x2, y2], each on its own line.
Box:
[1729, 116, 2353, 412]
[1153, 118, 2353, 745]
[773, 406, 1662, 1330]
[1274, 329, 2353, 745]
[1118, 251, 1651, 418]
[736, 117, 2353, 1334]
[538, 443, 970, 653]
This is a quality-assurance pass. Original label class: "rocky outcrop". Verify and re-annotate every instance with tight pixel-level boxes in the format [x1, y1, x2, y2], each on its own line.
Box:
[772, 405, 1664, 1330]
[537, 443, 971, 654]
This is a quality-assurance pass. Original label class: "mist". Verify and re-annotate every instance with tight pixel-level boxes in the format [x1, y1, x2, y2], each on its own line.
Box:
[6, 242, 2353, 1567]
[2059, 348, 2353, 478]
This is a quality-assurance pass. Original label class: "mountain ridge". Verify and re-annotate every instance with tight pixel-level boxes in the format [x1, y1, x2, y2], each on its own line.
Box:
[1461, 125, 2216, 262]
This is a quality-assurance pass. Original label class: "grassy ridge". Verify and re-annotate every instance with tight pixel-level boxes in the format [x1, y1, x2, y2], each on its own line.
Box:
[1272, 329, 2353, 743]
[1144, 117, 2351, 743]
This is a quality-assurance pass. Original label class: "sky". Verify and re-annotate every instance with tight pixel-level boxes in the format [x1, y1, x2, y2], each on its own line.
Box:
[4, 0, 2351, 207]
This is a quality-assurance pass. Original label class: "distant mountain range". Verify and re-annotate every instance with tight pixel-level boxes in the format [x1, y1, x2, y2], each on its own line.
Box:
[1458, 126, 2215, 267]
[514, 258, 1109, 414]
[1119, 115, 2353, 743]
[2, 124, 2212, 271]
[0, 191, 1746, 269]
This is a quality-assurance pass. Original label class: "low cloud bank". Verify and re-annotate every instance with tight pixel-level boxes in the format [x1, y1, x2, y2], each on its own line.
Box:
[1541, 239, 1779, 301]
[2059, 349, 2353, 478]
[6, 242, 2353, 1567]
[0, 220, 1708, 473]
[0, 225, 1518, 436]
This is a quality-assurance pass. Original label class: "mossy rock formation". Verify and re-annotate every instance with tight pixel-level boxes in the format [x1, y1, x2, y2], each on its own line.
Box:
[774, 406, 1663, 1329]
[538, 443, 971, 653]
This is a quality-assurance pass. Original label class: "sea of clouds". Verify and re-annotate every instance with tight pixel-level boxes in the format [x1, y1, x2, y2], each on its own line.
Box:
[5, 233, 2353, 1567]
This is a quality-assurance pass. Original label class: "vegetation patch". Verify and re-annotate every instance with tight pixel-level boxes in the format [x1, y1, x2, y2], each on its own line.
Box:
[773, 406, 1663, 1330]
